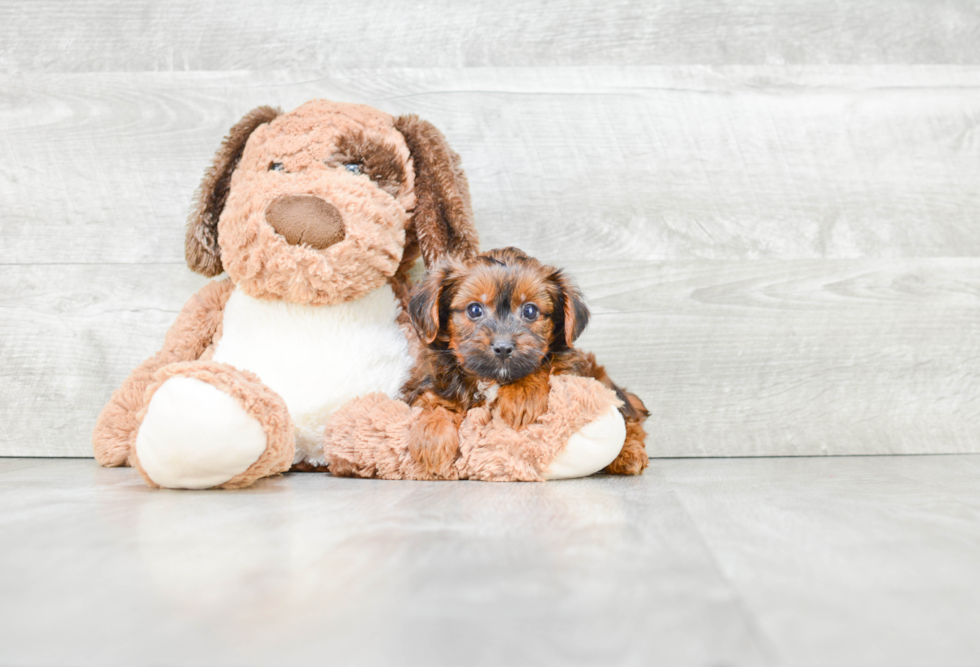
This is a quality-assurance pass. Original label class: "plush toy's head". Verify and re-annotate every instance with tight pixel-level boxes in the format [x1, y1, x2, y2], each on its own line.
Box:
[185, 99, 479, 304]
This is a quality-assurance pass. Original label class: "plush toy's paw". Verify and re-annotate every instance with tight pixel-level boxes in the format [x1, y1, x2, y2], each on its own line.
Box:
[131, 361, 294, 489]
[542, 405, 625, 480]
[458, 375, 627, 482]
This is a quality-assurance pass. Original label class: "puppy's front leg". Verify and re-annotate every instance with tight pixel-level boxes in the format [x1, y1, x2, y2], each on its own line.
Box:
[408, 391, 464, 479]
[493, 370, 551, 431]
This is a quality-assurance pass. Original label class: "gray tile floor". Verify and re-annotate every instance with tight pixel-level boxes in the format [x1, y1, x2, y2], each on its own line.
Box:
[2, 456, 979, 667]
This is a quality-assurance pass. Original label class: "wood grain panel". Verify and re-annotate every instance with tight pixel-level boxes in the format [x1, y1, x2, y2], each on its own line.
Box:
[0, 264, 206, 457]
[3, 67, 980, 266]
[2, 0, 979, 72]
[568, 258, 980, 457]
[3, 259, 978, 457]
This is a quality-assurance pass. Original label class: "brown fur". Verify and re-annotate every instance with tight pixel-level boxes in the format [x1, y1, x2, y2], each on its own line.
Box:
[186, 106, 282, 277]
[393, 115, 479, 265]
[493, 370, 553, 431]
[405, 391, 464, 480]
[334, 130, 407, 197]
[400, 247, 649, 476]
[289, 461, 332, 473]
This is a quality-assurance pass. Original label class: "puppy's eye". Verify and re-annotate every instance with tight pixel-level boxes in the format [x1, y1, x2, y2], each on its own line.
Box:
[344, 163, 363, 176]
[269, 162, 285, 172]
[521, 304, 539, 321]
[466, 303, 484, 319]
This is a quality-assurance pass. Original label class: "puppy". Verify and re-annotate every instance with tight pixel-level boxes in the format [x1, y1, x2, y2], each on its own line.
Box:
[402, 247, 649, 478]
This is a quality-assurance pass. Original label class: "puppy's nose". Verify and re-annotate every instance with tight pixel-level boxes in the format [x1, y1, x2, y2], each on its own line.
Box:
[492, 340, 515, 359]
[265, 195, 345, 249]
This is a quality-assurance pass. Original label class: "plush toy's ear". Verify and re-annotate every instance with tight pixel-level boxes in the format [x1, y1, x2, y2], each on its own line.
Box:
[408, 261, 459, 345]
[394, 115, 479, 267]
[548, 269, 591, 348]
[185, 106, 281, 277]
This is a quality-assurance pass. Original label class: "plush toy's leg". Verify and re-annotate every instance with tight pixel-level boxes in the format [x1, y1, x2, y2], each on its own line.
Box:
[130, 361, 294, 490]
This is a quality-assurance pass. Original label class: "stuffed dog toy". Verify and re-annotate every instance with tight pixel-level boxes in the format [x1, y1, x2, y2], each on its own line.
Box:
[92, 100, 478, 488]
[93, 99, 637, 489]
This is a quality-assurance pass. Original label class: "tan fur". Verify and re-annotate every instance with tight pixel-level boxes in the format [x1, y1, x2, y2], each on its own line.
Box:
[458, 375, 622, 482]
[323, 393, 441, 481]
[216, 101, 416, 305]
[324, 375, 620, 482]
[129, 361, 295, 489]
[92, 279, 234, 467]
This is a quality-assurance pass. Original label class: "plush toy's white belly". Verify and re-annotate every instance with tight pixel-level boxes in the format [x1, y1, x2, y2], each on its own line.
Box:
[212, 285, 412, 464]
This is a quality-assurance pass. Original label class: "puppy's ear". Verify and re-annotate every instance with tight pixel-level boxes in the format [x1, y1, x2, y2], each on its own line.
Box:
[185, 106, 281, 277]
[482, 246, 531, 265]
[408, 261, 457, 345]
[394, 115, 479, 267]
[548, 269, 590, 347]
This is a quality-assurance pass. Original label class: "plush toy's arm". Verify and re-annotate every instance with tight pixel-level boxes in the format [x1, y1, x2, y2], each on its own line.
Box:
[325, 375, 633, 482]
[92, 279, 234, 467]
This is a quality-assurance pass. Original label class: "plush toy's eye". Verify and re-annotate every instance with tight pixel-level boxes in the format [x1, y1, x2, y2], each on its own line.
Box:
[466, 303, 484, 319]
[269, 162, 285, 172]
[521, 304, 539, 321]
[344, 163, 363, 176]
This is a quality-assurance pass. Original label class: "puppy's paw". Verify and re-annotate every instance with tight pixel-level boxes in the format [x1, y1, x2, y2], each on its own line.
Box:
[604, 420, 649, 476]
[408, 406, 462, 479]
[495, 399, 545, 431]
[493, 371, 551, 430]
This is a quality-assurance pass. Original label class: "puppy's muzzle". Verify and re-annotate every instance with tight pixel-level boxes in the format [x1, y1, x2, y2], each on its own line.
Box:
[492, 339, 515, 359]
[265, 195, 346, 249]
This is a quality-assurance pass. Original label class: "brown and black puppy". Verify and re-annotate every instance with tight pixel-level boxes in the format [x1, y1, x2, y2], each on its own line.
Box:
[403, 247, 649, 478]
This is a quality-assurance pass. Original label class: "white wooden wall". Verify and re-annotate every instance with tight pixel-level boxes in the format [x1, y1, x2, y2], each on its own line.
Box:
[2, 2, 979, 457]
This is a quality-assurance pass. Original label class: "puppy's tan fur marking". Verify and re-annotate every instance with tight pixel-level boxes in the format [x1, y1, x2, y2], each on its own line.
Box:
[494, 370, 551, 431]
[403, 247, 649, 475]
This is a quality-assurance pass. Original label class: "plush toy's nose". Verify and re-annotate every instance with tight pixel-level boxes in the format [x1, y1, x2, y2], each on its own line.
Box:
[265, 195, 345, 249]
